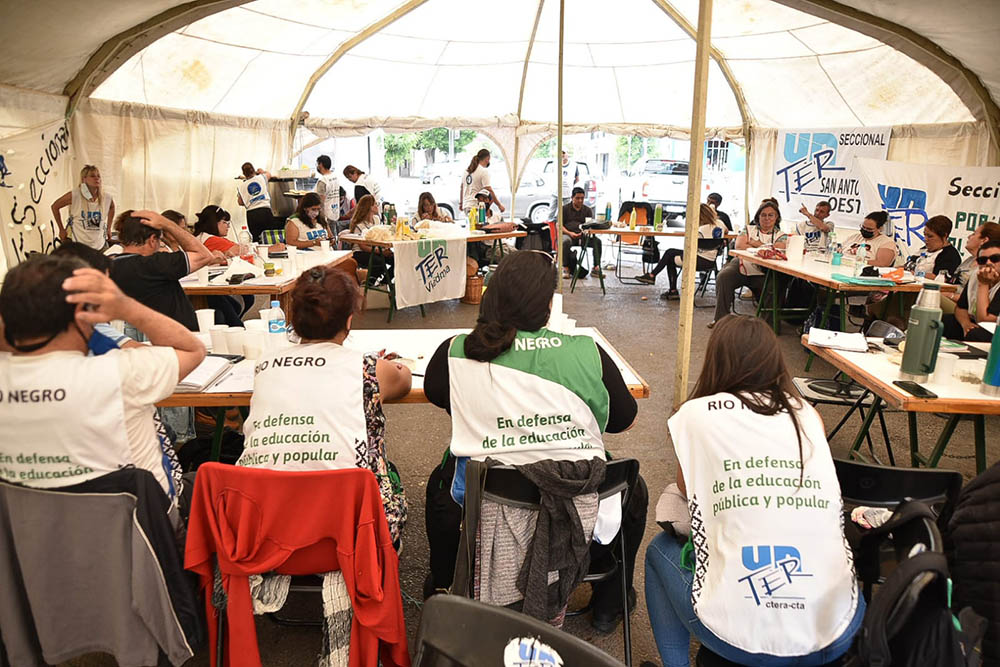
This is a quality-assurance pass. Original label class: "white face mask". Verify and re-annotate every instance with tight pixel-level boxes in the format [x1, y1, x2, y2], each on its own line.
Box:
[308, 209, 319, 220]
[81, 183, 93, 199]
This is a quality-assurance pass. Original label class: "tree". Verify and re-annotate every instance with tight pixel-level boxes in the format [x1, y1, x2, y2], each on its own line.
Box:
[534, 139, 555, 158]
[615, 135, 658, 169]
[382, 132, 419, 169]
[415, 128, 476, 159]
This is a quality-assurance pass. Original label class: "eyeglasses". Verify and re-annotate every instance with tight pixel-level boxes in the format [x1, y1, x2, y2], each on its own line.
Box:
[976, 254, 1000, 265]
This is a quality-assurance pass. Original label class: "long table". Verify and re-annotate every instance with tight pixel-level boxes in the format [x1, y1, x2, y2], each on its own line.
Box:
[181, 250, 353, 312]
[802, 335, 997, 473]
[339, 230, 526, 322]
[158, 326, 650, 408]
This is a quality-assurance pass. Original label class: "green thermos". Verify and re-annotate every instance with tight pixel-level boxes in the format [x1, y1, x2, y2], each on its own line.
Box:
[900, 283, 943, 382]
[982, 330, 1000, 396]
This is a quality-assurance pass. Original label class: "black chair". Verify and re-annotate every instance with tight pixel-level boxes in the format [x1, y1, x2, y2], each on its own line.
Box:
[455, 458, 639, 667]
[694, 237, 727, 304]
[414, 594, 624, 666]
[834, 458, 963, 517]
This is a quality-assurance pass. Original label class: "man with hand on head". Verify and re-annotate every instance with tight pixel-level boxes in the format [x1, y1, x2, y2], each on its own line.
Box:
[795, 200, 833, 250]
[109, 210, 215, 331]
[0, 256, 205, 505]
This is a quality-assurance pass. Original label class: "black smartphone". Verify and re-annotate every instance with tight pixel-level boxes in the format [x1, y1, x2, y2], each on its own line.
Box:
[892, 380, 938, 399]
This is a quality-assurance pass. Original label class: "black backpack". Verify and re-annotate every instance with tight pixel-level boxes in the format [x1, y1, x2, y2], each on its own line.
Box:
[844, 501, 986, 667]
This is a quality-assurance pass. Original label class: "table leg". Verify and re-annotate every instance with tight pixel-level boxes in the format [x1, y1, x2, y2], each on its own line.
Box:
[848, 394, 882, 463]
[908, 412, 919, 467]
[805, 289, 836, 372]
[827, 388, 869, 440]
[210, 406, 226, 462]
[974, 415, 986, 474]
[839, 294, 847, 332]
[924, 414, 961, 468]
[876, 408, 895, 466]
[190, 295, 209, 310]
[755, 270, 769, 319]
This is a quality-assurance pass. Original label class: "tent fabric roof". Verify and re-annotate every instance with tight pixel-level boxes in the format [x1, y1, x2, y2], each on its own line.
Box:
[1, 0, 997, 135]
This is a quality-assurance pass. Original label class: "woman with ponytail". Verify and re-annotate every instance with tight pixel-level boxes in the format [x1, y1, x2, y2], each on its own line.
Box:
[460, 148, 505, 215]
[236, 263, 410, 546]
[422, 251, 645, 631]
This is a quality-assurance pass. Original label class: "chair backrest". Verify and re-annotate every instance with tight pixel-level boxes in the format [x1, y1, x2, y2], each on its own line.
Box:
[414, 594, 624, 667]
[616, 201, 654, 245]
[475, 457, 639, 509]
[834, 458, 963, 517]
[260, 228, 285, 244]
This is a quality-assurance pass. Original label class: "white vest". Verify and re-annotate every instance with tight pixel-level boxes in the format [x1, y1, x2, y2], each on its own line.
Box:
[0, 353, 131, 488]
[669, 392, 858, 656]
[68, 185, 112, 249]
[316, 172, 341, 221]
[462, 165, 491, 211]
[237, 174, 271, 211]
[238, 343, 367, 471]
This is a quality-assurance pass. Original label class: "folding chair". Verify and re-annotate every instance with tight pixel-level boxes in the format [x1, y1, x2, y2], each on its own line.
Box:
[608, 202, 656, 283]
[455, 458, 639, 666]
[259, 228, 285, 245]
[414, 595, 624, 667]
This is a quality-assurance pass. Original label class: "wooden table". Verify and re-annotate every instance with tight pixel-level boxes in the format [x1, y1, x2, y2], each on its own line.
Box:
[584, 227, 738, 290]
[802, 335, 996, 473]
[182, 250, 352, 312]
[339, 230, 526, 322]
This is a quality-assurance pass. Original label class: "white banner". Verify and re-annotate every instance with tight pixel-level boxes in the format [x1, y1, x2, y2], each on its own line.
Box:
[772, 127, 890, 228]
[857, 158, 1000, 257]
[392, 237, 468, 308]
[0, 120, 74, 274]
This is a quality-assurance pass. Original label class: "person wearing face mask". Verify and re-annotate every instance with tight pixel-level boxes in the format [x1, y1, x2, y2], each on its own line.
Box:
[284, 192, 332, 249]
[0, 256, 205, 497]
[942, 240, 1000, 342]
[51, 165, 116, 249]
[841, 211, 897, 268]
[710, 200, 788, 328]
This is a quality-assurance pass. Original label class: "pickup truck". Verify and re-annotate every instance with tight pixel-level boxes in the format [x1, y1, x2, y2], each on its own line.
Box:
[623, 159, 690, 227]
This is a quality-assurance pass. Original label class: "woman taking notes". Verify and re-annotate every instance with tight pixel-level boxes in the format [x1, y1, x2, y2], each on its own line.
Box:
[236, 265, 411, 544]
[284, 192, 332, 249]
[646, 315, 863, 667]
[52, 165, 116, 249]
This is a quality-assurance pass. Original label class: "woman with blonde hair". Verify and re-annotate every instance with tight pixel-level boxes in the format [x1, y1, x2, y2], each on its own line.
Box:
[52, 165, 116, 249]
[349, 194, 392, 284]
[637, 203, 727, 299]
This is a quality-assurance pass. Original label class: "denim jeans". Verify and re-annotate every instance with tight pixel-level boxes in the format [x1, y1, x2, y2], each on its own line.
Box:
[644, 532, 865, 667]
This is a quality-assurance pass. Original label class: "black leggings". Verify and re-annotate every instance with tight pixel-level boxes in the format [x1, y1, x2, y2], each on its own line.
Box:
[651, 249, 715, 290]
[943, 314, 995, 342]
[206, 295, 253, 327]
[246, 207, 275, 243]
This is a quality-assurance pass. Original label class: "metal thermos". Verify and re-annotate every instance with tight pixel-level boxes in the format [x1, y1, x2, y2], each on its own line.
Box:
[900, 283, 943, 382]
[982, 330, 1000, 396]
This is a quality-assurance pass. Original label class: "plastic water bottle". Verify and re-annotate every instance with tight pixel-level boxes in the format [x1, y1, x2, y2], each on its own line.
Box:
[915, 252, 928, 280]
[268, 300, 286, 334]
[238, 224, 254, 260]
[605, 202, 612, 223]
[629, 208, 637, 230]
[853, 243, 867, 277]
[827, 227, 837, 255]
[653, 204, 663, 231]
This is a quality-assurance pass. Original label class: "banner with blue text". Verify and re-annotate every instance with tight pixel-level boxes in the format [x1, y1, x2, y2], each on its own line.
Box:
[771, 127, 890, 230]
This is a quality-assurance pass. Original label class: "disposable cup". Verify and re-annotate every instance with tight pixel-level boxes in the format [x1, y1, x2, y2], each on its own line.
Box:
[320, 240, 331, 253]
[243, 331, 266, 360]
[195, 308, 215, 333]
[196, 266, 210, 283]
[257, 246, 269, 261]
[932, 353, 958, 385]
[209, 325, 229, 354]
[244, 319, 267, 333]
[224, 327, 246, 357]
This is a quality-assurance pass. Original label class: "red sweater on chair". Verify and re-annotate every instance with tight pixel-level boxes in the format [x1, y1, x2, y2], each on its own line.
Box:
[184, 463, 410, 667]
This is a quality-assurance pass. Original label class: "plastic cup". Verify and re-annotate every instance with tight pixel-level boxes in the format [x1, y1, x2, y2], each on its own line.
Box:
[244, 319, 267, 333]
[320, 239, 331, 253]
[286, 246, 299, 274]
[195, 308, 215, 333]
[224, 327, 246, 357]
[932, 353, 958, 385]
[209, 325, 229, 354]
[243, 331, 266, 360]
[257, 245, 269, 261]
[196, 266, 210, 283]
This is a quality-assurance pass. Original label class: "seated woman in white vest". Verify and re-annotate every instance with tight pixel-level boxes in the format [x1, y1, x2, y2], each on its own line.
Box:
[423, 250, 646, 633]
[0, 256, 205, 505]
[646, 314, 864, 667]
[235, 264, 411, 546]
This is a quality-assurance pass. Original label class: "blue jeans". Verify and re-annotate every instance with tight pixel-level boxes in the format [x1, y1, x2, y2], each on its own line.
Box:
[644, 532, 865, 667]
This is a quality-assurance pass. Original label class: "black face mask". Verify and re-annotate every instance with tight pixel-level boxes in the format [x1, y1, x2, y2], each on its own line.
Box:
[860, 228, 876, 239]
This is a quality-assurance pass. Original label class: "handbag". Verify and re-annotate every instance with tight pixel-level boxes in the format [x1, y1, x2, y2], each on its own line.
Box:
[641, 235, 660, 264]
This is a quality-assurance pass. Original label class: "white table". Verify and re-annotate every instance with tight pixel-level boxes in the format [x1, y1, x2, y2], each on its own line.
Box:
[802, 335, 997, 473]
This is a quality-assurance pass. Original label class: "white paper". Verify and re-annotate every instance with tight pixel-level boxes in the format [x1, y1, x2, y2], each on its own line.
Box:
[980, 322, 997, 335]
[807, 327, 869, 353]
[204, 359, 255, 393]
[177, 356, 232, 392]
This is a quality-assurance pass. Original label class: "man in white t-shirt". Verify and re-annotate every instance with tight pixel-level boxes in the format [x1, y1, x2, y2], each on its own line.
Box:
[314, 154, 341, 224]
[0, 255, 205, 496]
[795, 200, 833, 250]
[547, 151, 579, 221]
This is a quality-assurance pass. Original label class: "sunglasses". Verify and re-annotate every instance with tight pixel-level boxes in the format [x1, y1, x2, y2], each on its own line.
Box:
[976, 254, 1000, 265]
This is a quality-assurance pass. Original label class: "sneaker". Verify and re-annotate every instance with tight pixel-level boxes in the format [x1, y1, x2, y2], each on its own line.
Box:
[662, 289, 680, 300]
[740, 290, 755, 301]
[591, 267, 604, 278]
[635, 274, 656, 285]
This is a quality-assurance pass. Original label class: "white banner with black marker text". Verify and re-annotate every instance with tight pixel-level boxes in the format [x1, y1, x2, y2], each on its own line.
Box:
[857, 158, 1000, 257]
[771, 127, 890, 229]
[392, 237, 468, 308]
[0, 119, 74, 274]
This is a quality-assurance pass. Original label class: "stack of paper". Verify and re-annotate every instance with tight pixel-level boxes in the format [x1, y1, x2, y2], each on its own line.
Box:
[205, 359, 256, 393]
[807, 328, 869, 353]
[176, 355, 232, 392]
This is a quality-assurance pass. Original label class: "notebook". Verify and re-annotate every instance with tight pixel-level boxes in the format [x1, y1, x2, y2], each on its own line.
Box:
[807, 328, 869, 353]
[176, 355, 232, 392]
